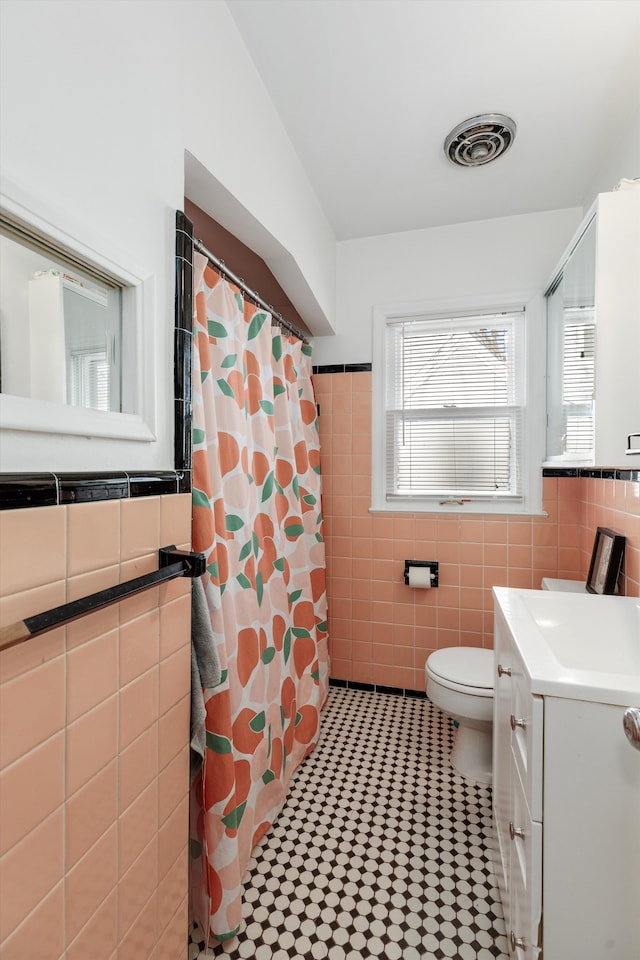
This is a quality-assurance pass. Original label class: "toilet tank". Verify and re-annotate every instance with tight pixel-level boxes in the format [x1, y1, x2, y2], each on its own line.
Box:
[541, 577, 587, 592]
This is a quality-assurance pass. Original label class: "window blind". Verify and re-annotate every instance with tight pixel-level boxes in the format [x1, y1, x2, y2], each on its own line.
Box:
[69, 350, 110, 411]
[384, 312, 524, 500]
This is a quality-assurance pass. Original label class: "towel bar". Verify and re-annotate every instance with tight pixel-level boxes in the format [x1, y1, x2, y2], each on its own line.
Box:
[0, 546, 206, 652]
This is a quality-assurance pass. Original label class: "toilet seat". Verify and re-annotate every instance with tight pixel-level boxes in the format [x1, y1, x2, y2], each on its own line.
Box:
[426, 648, 494, 697]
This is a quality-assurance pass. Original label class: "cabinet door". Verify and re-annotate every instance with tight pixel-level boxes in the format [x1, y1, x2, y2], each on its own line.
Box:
[543, 697, 640, 958]
[545, 187, 640, 467]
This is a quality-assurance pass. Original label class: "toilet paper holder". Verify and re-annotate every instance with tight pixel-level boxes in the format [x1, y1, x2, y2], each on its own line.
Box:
[404, 560, 439, 587]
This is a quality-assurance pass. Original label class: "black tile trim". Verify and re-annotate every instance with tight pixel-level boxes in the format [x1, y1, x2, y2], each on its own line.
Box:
[175, 226, 194, 265]
[312, 363, 373, 375]
[128, 472, 182, 498]
[328, 678, 427, 700]
[375, 684, 405, 697]
[0, 471, 186, 510]
[58, 473, 129, 504]
[175, 212, 194, 476]
[543, 467, 640, 482]
[542, 467, 579, 477]
[177, 470, 192, 495]
[0, 474, 59, 510]
[174, 328, 193, 403]
[174, 400, 193, 473]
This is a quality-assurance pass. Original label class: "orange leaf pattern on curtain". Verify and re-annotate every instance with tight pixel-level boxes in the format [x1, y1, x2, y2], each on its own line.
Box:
[189, 254, 329, 945]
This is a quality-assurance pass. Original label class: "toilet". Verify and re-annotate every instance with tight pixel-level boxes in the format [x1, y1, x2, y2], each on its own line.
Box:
[425, 581, 582, 785]
[425, 647, 494, 785]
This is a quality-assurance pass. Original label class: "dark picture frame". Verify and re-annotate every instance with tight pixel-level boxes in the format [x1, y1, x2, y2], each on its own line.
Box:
[586, 527, 625, 595]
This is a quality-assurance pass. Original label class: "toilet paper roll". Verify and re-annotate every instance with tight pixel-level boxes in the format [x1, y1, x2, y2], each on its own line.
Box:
[408, 566, 431, 588]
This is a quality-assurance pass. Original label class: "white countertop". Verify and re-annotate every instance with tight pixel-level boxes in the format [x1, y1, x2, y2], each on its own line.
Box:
[493, 587, 640, 706]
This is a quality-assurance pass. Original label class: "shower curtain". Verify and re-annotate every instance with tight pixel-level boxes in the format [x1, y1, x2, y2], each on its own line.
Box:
[189, 253, 329, 945]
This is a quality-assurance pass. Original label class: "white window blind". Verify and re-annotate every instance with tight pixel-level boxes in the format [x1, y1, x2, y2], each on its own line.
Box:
[561, 309, 595, 456]
[384, 312, 524, 501]
[69, 349, 110, 411]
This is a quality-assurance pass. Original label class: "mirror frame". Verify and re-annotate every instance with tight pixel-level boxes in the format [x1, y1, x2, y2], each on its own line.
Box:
[0, 182, 156, 444]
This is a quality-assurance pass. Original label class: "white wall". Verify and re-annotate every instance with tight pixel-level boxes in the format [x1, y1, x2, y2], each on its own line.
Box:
[182, 0, 336, 333]
[312, 207, 584, 366]
[582, 106, 640, 211]
[0, 0, 335, 471]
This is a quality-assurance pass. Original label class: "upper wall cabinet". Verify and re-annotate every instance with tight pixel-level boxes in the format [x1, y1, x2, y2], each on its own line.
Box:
[545, 187, 640, 468]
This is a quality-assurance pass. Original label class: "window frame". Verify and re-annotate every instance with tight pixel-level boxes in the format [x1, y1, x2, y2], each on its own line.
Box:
[371, 291, 546, 515]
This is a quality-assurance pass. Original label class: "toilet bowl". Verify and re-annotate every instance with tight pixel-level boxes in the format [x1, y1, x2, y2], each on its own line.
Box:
[425, 647, 494, 785]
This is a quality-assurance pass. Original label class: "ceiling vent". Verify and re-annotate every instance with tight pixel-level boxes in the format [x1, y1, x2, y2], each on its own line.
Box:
[444, 113, 516, 167]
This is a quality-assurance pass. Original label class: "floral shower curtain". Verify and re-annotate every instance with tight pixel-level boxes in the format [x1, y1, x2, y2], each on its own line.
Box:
[189, 253, 329, 945]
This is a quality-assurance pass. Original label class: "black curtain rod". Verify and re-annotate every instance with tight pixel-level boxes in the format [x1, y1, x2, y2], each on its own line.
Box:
[0, 547, 205, 652]
[193, 236, 310, 344]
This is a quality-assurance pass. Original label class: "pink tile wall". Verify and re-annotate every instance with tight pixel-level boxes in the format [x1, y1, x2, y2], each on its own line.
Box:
[580, 476, 640, 596]
[314, 371, 640, 691]
[0, 494, 192, 960]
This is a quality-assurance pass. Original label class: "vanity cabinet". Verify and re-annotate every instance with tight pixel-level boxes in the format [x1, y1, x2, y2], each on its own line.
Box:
[493, 625, 543, 959]
[545, 185, 640, 467]
[493, 595, 640, 959]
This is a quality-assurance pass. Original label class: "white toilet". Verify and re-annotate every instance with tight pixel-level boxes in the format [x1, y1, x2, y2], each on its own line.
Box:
[425, 581, 580, 785]
[425, 647, 494, 785]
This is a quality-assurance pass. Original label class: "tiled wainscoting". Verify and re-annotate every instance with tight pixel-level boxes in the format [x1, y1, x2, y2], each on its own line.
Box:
[313, 367, 640, 691]
[0, 493, 192, 960]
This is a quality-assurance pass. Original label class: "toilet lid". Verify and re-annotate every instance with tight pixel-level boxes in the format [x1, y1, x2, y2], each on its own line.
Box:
[427, 647, 494, 690]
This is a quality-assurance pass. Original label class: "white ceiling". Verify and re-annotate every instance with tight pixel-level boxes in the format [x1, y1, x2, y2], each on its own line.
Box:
[227, 0, 640, 241]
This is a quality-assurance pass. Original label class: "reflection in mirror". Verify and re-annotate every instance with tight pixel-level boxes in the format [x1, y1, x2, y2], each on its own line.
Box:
[0, 221, 134, 414]
[545, 216, 596, 460]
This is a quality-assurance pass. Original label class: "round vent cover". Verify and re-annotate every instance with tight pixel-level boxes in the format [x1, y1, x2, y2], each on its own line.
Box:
[444, 113, 516, 167]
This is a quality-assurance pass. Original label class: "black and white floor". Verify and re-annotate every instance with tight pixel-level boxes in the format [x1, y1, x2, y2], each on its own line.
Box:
[189, 685, 509, 960]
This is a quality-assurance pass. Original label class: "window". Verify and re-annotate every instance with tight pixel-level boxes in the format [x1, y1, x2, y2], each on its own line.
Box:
[372, 294, 545, 515]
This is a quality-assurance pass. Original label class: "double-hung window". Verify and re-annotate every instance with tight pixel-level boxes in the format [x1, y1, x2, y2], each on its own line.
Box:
[372, 295, 544, 514]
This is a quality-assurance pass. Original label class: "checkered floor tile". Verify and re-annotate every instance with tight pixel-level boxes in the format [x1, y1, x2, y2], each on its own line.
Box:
[189, 687, 508, 959]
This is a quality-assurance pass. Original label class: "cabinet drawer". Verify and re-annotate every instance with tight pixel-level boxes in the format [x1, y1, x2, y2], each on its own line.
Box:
[511, 687, 543, 822]
[496, 635, 544, 820]
[508, 765, 542, 959]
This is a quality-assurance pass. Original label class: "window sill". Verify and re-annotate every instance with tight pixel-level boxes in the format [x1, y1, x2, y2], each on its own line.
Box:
[369, 502, 547, 517]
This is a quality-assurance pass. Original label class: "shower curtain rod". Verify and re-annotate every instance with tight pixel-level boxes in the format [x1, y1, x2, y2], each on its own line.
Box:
[193, 237, 309, 344]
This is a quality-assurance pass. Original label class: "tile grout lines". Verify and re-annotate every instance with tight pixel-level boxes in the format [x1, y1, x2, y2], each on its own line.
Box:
[190, 687, 509, 960]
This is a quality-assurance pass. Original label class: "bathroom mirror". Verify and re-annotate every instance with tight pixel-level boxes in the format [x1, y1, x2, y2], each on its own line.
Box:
[0, 181, 158, 455]
[545, 215, 596, 461]
[0, 221, 134, 414]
